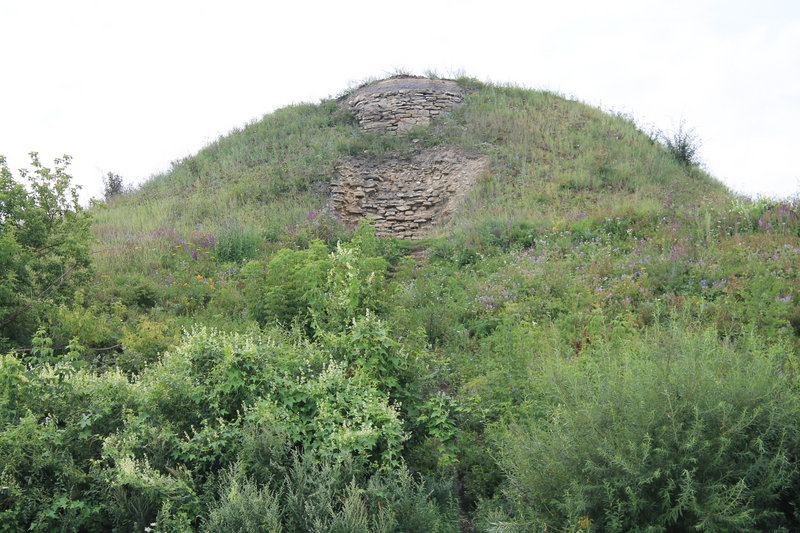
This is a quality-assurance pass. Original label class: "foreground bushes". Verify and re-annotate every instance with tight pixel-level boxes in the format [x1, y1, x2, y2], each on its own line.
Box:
[204, 459, 455, 533]
[4, 197, 800, 531]
[0, 327, 457, 531]
[482, 326, 800, 532]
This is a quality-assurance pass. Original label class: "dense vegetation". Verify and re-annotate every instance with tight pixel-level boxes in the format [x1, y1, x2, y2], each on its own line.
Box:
[2, 77, 799, 532]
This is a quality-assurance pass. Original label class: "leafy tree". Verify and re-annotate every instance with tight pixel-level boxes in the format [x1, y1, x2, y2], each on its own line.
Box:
[0, 153, 93, 345]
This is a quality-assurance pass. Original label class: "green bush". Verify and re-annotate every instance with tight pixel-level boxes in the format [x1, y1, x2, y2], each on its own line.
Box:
[205, 455, 458, 533]
[47, 299, 125, 352]
[243, 241, 330, 328]
[308, 240, 391, 334]
[202, 465, 282, 533]
[322, 312, 407, 392]
[244, 234, 391, 334]
[661, 120, 701, 168]
[110, 274, 159, 309]
[102, 172, 125, 201]
[117, 317, 178, 373]
[0, 360, 135, 531]
[486, 326, 800, 532]
[0, 153, 93, 345]
[257, 360, 407, 467]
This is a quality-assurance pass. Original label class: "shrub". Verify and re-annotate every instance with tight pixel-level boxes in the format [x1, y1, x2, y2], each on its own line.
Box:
[244, 234, 391, 334]
[102, 172, 125, 201]
[47, 300, 125, 352]
[0, 353, 32, 426]
[661, 120, 701, 168]
[322, 312, 407, 390]
[486, 326, 800, 532]
[243, 240, 330, 327]
[117, 318, 177, 373]
[223, 454, 458, 533]
[0, 363, 136, 531]
[0, 153, 93, 344]
[202, 464, 282, 533]
[308, 240, 390, 334]
[110, 274, 159, 309]
[261, 360, 407, 467]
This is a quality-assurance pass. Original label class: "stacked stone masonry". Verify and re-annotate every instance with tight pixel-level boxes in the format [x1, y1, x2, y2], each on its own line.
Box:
[332, 77, 483, 239]
[343, 77, 465, 133]
[331, 148, 486, 239]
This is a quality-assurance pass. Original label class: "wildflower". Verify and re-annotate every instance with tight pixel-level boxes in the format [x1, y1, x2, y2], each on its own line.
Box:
[196, 274, 203, 279]
[175, 245, 181, 248]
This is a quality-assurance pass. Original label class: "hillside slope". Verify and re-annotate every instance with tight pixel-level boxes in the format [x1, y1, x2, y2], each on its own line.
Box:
[3, 76, 800, 532]
[92, 76, 729, 274]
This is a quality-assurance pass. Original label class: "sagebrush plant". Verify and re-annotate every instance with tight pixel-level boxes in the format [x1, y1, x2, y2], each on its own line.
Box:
[202, 464, 282, 533]
[206, 454, 458, 533]
[486, 324, 800, 532]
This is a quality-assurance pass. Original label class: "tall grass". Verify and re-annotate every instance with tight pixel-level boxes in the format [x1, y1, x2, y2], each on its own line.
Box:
[438, 82, 729, 246]
[92, 101, 356, 274]
[92, 78, 732, 276]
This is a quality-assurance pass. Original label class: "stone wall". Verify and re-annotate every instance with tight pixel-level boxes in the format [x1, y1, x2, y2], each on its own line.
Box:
[331, 147, 486, 239]
[342, 77, 465, 134]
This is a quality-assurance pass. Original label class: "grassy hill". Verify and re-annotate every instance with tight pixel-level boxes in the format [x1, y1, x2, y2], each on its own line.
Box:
[3, 77, 800, 532]
[91, 78, 728, 273]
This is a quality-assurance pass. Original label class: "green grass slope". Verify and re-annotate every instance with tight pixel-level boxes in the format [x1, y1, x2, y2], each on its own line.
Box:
[92, 78, 728, 276]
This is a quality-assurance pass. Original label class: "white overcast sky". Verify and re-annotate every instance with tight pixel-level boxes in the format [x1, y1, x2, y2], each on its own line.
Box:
[1, 0, 798, 202]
